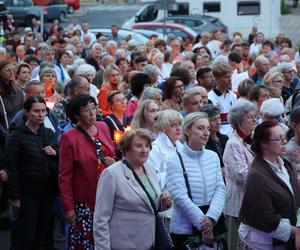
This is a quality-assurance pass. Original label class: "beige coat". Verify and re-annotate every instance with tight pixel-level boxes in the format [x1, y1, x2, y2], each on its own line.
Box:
[93, 160, 161, 250]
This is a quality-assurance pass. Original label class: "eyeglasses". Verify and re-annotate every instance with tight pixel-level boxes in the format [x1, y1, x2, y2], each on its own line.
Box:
[173, 84, 184, 89]
[269, 135, 287, 144]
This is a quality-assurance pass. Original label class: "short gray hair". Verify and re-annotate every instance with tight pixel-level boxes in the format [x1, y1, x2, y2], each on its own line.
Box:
[75, 63, 96, 76]
[140, 87, 162, 103]
[228, 99, 257, 129]
[183, 112, 208, 140]
[201, 104, 221, 118]
[143, 64, 160, 76]
[154, 109, 183, 131]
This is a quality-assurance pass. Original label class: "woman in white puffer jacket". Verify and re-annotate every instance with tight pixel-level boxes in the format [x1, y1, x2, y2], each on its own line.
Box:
[166, 112, 225, 250]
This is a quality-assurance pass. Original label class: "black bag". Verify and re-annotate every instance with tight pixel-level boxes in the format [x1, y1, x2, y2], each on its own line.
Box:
[122, 159, 174, 250]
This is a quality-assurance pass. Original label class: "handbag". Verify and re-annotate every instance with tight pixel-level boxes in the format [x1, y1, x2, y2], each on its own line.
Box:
[122, 159, 174, 250]
[176, 152, 227, 250]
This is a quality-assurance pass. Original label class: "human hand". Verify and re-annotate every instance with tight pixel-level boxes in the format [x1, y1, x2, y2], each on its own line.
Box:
[11, 199, 21, 208]
[42, 146, 57, 156]
[103, 156, 115, 166]
[0, 170, 8, 182]
[66, 210, 76, 224]
[200, 216, 214, 235]
[160, 191, 172, 210]
[296, 227, 300, 250]
[202, 230, 214, 246]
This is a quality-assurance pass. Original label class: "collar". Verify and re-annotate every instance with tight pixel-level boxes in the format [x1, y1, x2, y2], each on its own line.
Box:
[213, 87, 229, 96]
[182, 142, 205, 158]
[264, 157, 284, 173]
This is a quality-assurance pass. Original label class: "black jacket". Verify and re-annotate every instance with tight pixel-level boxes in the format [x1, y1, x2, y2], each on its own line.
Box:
[5, 123, 58, 199]
[205, 132, 229, 167]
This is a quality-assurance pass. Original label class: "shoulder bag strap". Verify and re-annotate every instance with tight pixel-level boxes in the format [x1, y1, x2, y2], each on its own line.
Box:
[76, 125, 105, 161]
[0, 96, 9, 130]
[122, 159, 158, 216]
[106, 115, 120, 132]
[176, 151, 193, 201]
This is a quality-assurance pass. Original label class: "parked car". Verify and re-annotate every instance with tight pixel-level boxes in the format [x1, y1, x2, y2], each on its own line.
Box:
[65, 0, 80, 13]
[157, 15, 227, 34]
[33, 0, 68, 21]
[4, 0, 67, 26]
[133, 29, 165, 39]
[89, 28, 149, 45]
[132, 22, 197, 40]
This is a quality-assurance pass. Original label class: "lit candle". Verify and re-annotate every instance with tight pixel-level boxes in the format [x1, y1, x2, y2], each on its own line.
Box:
[114, 130, 123, 143]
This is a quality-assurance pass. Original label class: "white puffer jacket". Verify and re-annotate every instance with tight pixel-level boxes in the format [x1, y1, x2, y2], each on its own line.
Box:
[166, 143, 225, 235]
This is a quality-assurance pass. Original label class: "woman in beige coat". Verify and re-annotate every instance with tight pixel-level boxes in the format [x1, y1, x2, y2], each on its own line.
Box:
[93, 128, 172, 250]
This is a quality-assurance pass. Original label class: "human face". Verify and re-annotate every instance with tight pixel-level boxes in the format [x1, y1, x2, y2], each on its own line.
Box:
[25, 102, 47, 125]
[185, 94, 203, 113]
[154, 55, 164, 67]
[238, 111, 257, 136]
[17, 66, 30, 83]
[111, 93, 127, 112]
[209, 115, 221, 134]
[84, 71, 95, 83]
[44, 49, 55, 62]
[215, 72, 232, 90]
[257, 89, 270, 107]
[152, 93, 162, 107]
[283, 68, 295, 83]
[171, 42, 181, 54]
[198, 71, 215, 91]
[270, 76, 284, 96]
[78, 101, 97, 126]
[92, 44, 103, 59]
[81, 23, 89, 33]
[107, 44, 117, 57]
[125, 135, 151, 166]
[1, 63, 15, 81]
[107, 70, 120, 86]
[233, 45, 243, 57]
[172, 80, 184, 98]
[60, 53, 71, 66]
[41, 72, 56, 86]
[135, 61, 147, 71]
[185, 118, 210, 148]
[76, 80, 90, 96]
[111, 26, 118, 36]
[257, 60, 270, 75]
[29, 61, 39, 71]
[118, 60, 129, 73]
[263, 125, 287, 157]
[26, 85, 46, 99]
[144, 101, 159, 126]
[16, 46, 25, 59]
[164, 120, 182, 144]
[256, 33, 264, 43]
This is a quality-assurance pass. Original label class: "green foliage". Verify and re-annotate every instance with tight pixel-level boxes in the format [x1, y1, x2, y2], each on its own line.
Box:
[281, 0, 292, 14]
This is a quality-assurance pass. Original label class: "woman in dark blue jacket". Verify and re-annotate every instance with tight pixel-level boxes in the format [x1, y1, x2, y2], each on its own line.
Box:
[5, 96, 58, 250]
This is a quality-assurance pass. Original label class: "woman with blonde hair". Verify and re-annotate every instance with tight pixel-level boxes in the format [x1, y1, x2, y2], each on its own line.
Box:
[131, 100, 159, 141]
[263, 71, 285, 98]
[98, 63, 121, 116]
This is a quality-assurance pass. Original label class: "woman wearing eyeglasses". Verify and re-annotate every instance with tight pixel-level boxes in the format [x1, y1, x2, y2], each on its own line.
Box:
[162, 77, 184, 112]
[239, 121, 300, 249]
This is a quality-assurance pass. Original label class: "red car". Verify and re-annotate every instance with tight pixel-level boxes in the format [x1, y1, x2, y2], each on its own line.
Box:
[65, 0, 80, 13]
[33, 0, 79, 13]
[132, 22, 197, 40]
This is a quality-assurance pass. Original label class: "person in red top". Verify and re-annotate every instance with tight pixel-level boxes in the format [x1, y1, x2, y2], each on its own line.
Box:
[59, 95, 116, 250]
[97, 64, 121, 117]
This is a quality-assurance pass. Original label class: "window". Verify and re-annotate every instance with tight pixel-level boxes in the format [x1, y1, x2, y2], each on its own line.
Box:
[237, 1, 260, 15]
[168, 3, 189, 16]
[203, 2, 221, 12]
[136, 5, 158, 22]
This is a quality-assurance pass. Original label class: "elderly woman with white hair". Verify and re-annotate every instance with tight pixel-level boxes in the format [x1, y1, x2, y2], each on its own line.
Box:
[222, 99, 258, 250]
[260, 97, 289, 132]
[74, 63, 99, 104]
[167, 112, 225, 250]
[152, 52, 170, 84]
[139, 87, 163, 108]
[147, 109, 183, 188]
[143, 64, 160, 87]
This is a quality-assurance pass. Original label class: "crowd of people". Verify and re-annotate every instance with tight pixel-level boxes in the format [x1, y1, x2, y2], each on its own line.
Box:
[1, 13, 300, 250]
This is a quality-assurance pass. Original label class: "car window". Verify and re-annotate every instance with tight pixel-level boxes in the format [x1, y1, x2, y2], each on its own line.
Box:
[166, 27, 186, 38]
[137, 5, 158, 22]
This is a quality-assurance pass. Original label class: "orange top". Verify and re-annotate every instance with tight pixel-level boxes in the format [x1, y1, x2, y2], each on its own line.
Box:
[98, 84, 115, 117]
